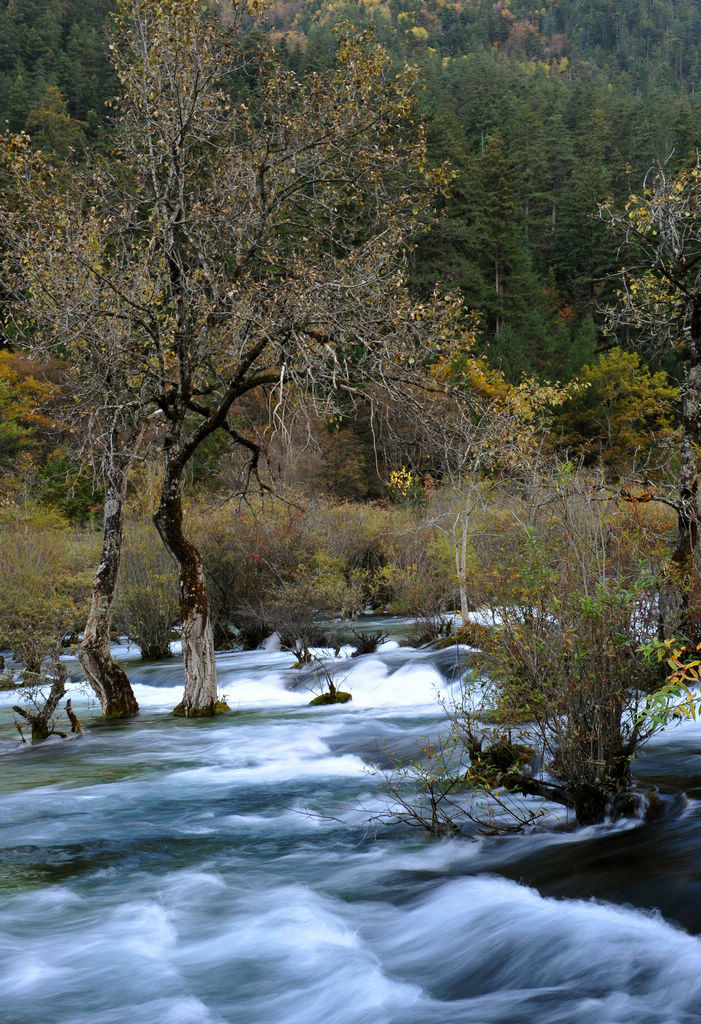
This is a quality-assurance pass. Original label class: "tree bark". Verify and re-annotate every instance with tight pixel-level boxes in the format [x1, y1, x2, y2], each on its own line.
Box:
[154, 460, 224, 717]
[13, 661, 68, 744]
[454, 513, 470, 620]
[78, 454, 139, 718]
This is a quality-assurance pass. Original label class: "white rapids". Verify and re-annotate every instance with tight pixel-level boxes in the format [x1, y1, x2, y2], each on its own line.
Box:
[1, 635, 700, 1024]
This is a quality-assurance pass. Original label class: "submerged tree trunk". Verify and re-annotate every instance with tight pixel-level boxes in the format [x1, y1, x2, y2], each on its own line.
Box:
[154, 460, 224, 717]
[78, 452, 139, 718]
[13, 661, 68, 743]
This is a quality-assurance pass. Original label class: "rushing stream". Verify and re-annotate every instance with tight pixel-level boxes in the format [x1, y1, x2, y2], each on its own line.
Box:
[2, 630, 701, 1024]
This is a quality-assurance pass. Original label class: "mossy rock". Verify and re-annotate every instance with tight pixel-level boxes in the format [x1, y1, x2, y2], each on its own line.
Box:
[483, 739, 534, 773]
[644, 790, 665, 822]
[172, 699, 231, 717]
[434, 623, 493, 650]
[309, 690, 352, 706]
[434, 635, 460, 650]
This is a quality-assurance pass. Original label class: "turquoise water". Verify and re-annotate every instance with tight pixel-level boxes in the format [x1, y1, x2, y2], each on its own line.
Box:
[2, 640, 701, 1024]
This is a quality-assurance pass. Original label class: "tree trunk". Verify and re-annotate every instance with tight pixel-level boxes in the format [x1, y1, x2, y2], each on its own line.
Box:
[454, 512, 470, 620]
[154, 464, 224, 717]
[571, 782, 609, 826]
[78, 457, 139, 718]
[13, 661, 68, 744]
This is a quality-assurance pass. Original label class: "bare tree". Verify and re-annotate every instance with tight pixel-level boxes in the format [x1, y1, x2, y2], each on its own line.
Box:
[78, 431, 145, 717]
[12, 656, 83, 745]
[435, 381, 562, 621]
[379, 349, 569, 620]
[2, 0, 453, 715]
[0, 146, 154, 716]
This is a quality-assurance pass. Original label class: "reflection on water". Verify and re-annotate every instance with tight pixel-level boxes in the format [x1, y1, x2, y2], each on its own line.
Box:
[1, 636, 701, 1024]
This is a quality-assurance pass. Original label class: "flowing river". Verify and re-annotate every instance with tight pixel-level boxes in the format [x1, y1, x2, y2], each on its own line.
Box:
[2, 631, 701, 1024]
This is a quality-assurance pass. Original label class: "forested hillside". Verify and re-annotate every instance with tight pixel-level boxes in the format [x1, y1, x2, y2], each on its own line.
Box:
[276, 0, 701, 378]
[1, 0, 699, 380]
[0, 0, 114, 136]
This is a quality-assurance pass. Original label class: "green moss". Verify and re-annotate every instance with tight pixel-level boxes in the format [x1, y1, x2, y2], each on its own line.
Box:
[309, 690, 352, 706]
[434, 623, 493, 650]
[171, 699, 231, 717]
[102, 706, 139, 720]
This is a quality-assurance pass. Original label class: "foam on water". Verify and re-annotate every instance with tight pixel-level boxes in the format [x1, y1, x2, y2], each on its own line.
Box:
[0, 869, 421, 1024]
[329, 654, 451, 708]
[3, 864, 700, 1024]
[352, 874, 701, 1022]
[2, 639, 701, 1023]
[645, 700, 701, 744]
[0, 639, 458, 727]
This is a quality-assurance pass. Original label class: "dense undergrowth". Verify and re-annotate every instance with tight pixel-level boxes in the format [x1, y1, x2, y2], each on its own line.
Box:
[0, 466, 679, 826]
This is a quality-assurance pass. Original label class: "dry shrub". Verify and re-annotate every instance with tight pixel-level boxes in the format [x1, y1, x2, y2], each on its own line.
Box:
[0, 509, 92, 672]
[114, 519, 179, 659]
[475, 466, 667, 824]
[379, 512, 455, 617]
